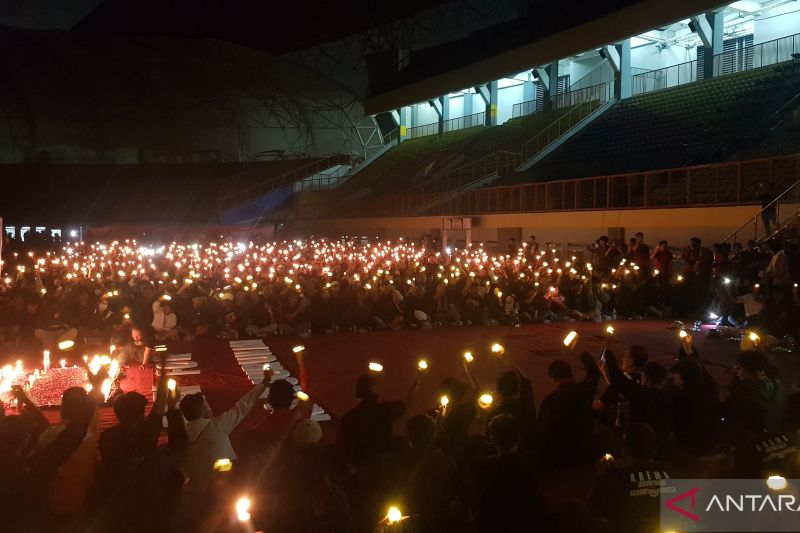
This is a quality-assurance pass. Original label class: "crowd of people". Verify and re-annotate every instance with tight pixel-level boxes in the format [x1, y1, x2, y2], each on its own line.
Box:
[0, 231, 799, 532]
[1, 231, 797, 353]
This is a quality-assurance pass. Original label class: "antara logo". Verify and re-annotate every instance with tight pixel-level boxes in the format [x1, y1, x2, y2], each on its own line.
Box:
[665, 486, 701, 521]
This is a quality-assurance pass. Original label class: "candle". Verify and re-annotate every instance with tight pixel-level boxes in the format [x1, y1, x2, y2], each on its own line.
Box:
[167, 378, 176, 392]
[368, 362, 383, 372]
[417, 359, 428, 371]
[463, 351, 474, 363]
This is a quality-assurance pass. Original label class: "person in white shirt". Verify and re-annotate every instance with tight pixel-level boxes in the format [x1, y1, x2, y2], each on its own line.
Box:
[151, 298, 178, 341]
[179, 368, 270, 502]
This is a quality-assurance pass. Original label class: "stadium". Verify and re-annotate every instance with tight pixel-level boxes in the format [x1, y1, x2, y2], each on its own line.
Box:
[1, 1, 799, 532]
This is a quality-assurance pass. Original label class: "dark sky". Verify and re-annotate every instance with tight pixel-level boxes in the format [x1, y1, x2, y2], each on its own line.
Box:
[1, 0, 450, 54]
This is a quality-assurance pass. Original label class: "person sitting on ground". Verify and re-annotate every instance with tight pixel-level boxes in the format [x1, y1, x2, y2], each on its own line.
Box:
[151, 297, 179, 341]
[373, 283, 404, 330]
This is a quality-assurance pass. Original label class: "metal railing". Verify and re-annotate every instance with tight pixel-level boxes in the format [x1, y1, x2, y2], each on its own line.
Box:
[521, 97, 606, 160]
[512, 83, 610, 118]
[723, 178, 800, 244]
[395, 89, 610, 214]
[570, 61, 614, 91]
[633, 31, 800, 96]
[405, 111, 486, 139]
[713, 32, 800, 76]
[403, 150, 522, 197]
[382, 128, 400, 146]
[293, 153, 800, 219]
[220, 153, 353, 208]
[633, 59, 699, 95]
[552, 83, 610, 110]
[512, 99, 540, 118]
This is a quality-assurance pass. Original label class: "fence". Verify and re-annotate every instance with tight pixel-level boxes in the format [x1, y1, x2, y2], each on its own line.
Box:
[220, 154, 353, 208]
[293, 153, 800, 219]
[553, 83, 610, 110]
[713, 32, 800, 76]
[512, 83, 610, 118]
[520, 97, 607, 161]
[633, 31, 800, 96]
[632, 59, 698, 95]
[511, 99, 540, 118]
[405, 111, 486, 139]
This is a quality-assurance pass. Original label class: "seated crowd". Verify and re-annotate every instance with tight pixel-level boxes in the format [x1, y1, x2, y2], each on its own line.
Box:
[0, 233, 798, 533]
[1, 232, 797, 352]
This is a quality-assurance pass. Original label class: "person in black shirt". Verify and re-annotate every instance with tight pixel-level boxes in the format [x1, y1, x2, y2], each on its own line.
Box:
[595, 345, 649, 429]
[758, 182, 777, 235]
[539, 353, 602, 466]
[469, 414, 550, 533]
[337, 374, 410, 469]
[591, 423, 677, 533]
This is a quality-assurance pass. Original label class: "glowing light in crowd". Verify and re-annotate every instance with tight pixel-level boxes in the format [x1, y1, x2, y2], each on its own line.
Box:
[679, 330, 688, 339]
[368, 362, 384, 373]
[262, 363, 270, 371]
[296, 391, 310, 401]
[417, 359, 428, 371]
[490, 343, 505, 355]
[292, 345, 305, 353]
[235, 497, 251, 521]
[605, 325, 615, 336]
[563, 331, 578, 348]
[386, 506, 403, 525]
[463, 351, 474, 363]
[213, 458, 232, 472]
[167, 379, 177, 392]
[477, 393, 494, 409]
[766, 475, 787, 491]
[43, 350, 51, 373]
[748, 331, 760, 343]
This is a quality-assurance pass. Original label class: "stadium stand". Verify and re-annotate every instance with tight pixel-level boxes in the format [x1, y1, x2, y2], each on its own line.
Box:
[495, 61, 800, 187]
[333, 126, 486, 196]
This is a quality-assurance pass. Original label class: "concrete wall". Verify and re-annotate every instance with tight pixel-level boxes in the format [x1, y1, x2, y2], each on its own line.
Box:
[294, 204, 761, 248]
[754, 3, 800, 44]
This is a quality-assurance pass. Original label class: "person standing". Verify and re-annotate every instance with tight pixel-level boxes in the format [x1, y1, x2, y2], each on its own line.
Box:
[758, 182, 778, 235]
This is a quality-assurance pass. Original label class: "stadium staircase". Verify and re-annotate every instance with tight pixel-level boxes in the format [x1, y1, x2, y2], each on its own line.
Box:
[403, 97, 611, 215]
[498, 61, 800, 188]
[328, 126, 486, 202]
[723, 178, 800, 245]
[218, 154, 353, 223]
